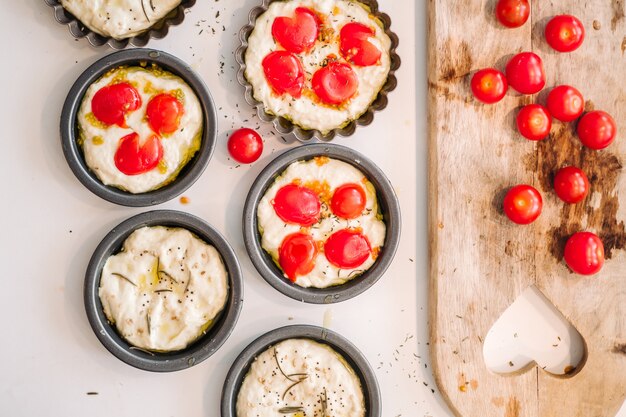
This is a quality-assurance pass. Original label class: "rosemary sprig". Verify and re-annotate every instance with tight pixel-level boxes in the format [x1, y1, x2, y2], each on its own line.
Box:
[112, 272, 136, 287]
[140, 0, 150, 22]
[129, 346, 155, 356]
[347, 269, 364, 279]
[157, 257, 178, 284]
[154, 289, 173, 293]
[320, 387, 328, 416]
[282, 375, 308, 400]
[278, 406, 304, 414]
[146, 313, 151, 336]
[149, 0, 155, 11]
[274, 348, 298, 382]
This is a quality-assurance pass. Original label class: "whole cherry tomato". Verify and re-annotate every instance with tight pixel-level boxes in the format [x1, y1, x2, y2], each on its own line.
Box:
[273, 183, 321, 226]
[546, 85, 584, 122]
[471, 68, 508, 104]
[495, 0, 530, 28]
[228, 128, 263, 164]
[576, 110, 617, 150]
[516, 104, 552, 141]
[331, 183, 367, 219]
[146, 93, 184, 135]
[324, 229, 371, 269]
[91, 82, 142, 127]
[262, 51, 305, 98]
[279, 232, 318, 281]
[505, 52, 546, 95]
[564, 232, 604, 275]
[271, 7, 320, 54]
[339, 22, 381, 66]
[312, 61, 358, 106]
[553, 166, 589, 204]
[545, 15, 585, 53]
[503, 184, 542, 225]
[114, 133, 163, 176]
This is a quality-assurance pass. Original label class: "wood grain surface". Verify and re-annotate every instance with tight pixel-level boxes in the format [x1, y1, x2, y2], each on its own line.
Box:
[428, 1, 626, 416]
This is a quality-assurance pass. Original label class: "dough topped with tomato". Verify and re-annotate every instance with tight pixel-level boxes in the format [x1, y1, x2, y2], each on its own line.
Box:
[244, 0, 392, 134]
[77, 65, 203, 194]
[257, 157, 386, 288]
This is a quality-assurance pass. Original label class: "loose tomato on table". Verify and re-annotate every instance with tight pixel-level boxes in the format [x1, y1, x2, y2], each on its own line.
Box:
[312, 61, 358, 106]
[279, 232, 318, 281]
[553, 166, 589, 204]
[228, 128, 263, 164]
[339, 22, 381, 66]
[546, 85, 584, 122]
[262, 51, 305, 98]
[576, 110, 617, 150]
[114, 133, 163, 176]
[331, 183, 367, 219]
[503, 184, 542, 225]
[505, 52, 545, 95]
[324, 229, 371, 269]
[91, 82, 142, 127]
[516, 104, 552, 141]
[470, 68, 508, 104]
[272, 183, 321, 226]
[271, 7, 320, 54]
[545, 15, 585, 53]
[564, 232, 604, 275]
[495, 0, 530, 28]
[146, 93, 184, 135]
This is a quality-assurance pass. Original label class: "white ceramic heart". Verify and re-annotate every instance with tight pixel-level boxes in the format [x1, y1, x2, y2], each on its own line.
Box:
[483, 286, 586, 376]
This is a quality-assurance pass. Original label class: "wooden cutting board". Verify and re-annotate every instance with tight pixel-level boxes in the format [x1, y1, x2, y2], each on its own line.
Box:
[428, 1, 626, 416]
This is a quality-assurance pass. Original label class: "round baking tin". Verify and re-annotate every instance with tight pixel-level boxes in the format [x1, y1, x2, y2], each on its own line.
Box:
[243, 144, 401, 304]
[236, 0, 401, 142]
[221, 324, 381, 417]
[84, 210, 243, 372]
[61, 48, 217, 207]
[45, 0, 196, 49]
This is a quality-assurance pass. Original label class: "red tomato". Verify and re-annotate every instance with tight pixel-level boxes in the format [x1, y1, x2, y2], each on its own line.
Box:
[271, 7, 320, 54]
[495, 0, 530, 28]
[262, 51, 305, 98]
[146, 93, 184, 135]
[553, 166, 589, 204]
[470, 68, 508, 104]
[546, 85, 584, 122]
[505, 52, 546, 95]
[91, 82, 142, 127]
[227, 128, 263, 164]
[279, 232, 318, 281]
[324, 229, 371, 269]
[273, 183, 321, 226]
[312, 62, 358, 105]
[564, 232, 604, 275]
[503, 184, 542, 225]
[339, 22, 382, 67]
[545, 15, 585, 53]
[516, 104, 552, 141]
[114, 133, 163, 176]
[331, 183, 367, 219]
[576, 110, 617, 150]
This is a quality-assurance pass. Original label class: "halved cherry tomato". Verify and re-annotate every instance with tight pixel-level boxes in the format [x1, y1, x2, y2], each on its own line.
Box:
[324, 229, 371, 269]
[114, 133, 163, 176]
[273, 183, 321, 226]
[546, 85, 584, 122]
[545, 15, 585, 53]
[471, 68, 508, 104]
[91, 82, 142, 127]
[339, 22, 381, 66]
[228, 128, 263, 164]
[331, 183, 367, 219]
[564, 232, 604, 275]
[554, 166, 589, 204]
[262, 51, 305, 98]
[495, 0, 530, 28]
[279, 232, 318, 281]
[505, 52, 545, 95]
[312, 62, 358, 105]
[516, 104, 552, 141]
[503, 184, 542, 225]
[272, 7, 320, 54]
[576, 110, 617, 150]
[146, 93, 184, 135]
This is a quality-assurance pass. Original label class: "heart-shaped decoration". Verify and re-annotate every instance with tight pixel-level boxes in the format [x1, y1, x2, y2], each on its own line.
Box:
[114, 133, 163, 176]
[483, 286, 586, 376]
[262, 51, 305, 98]
[339, 22, 382, 67]
[271, 7, 320, 54]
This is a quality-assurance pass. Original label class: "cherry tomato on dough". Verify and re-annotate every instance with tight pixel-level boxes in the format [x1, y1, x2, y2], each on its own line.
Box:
[516, 104, 552, 141]
[564, 232, 604, 275]
[324, 229, 371, 269]
[146, 93, 184, 135]
[495, 0, 530, 28]
[505, 52, 546, 95]
[279, 232, 318, 281]
[228, 128, 263, 164]
[331, 183, 367, 219]
[262, 51, 305, 98]
[546, 85, 584, 122]
[114, 133, 163, 176]
[273, 183, 321, 226]
[576, 110, 617, 150]
[471, 68, 508, 104]
[91, 82, 142, 128]
[271, 7, 320, 54]
[312, 61, 358, 106]
[503, 184, 542, 225]
[545, 15, 585, 53]
[339, 22, 382, 66]
[553, 166, 589, 204]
